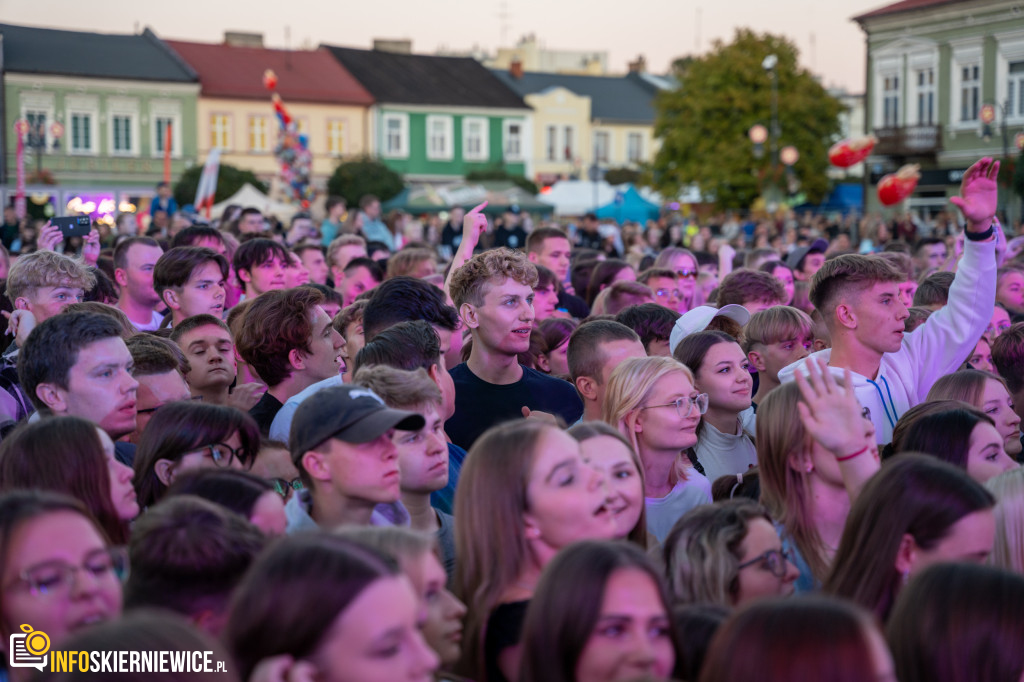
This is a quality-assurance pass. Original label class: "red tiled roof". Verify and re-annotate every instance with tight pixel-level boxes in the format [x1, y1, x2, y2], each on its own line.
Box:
[165, 39, 373, 105]
[854, 0, 965, 22]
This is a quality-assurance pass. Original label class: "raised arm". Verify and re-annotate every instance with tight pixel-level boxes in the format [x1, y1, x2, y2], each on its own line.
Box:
[442, 201, 487, 307]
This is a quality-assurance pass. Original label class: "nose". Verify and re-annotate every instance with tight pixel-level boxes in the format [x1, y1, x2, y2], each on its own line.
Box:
[124, 371, 139, 394]
[214, 283, 225, 300]
[895, 296, 910, 321]
[428, 431, 446, 457]
[331, 328, 344, 350]
[116, 460, 134, 484]
[443, 589, 467, 619]
[783, 559, 800, 584]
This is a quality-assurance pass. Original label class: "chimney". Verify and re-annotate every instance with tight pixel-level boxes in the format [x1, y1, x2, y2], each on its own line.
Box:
[373, 39, 412, 54]
[510, 57, 523, 79]
[223, 31, 264, 48]
[628, 54, 647, 73]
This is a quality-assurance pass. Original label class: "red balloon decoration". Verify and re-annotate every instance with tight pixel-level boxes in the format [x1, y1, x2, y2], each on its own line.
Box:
[828, 135, 877, 168]
[877, 164, 920, 206]
[263, 69, 278, 91]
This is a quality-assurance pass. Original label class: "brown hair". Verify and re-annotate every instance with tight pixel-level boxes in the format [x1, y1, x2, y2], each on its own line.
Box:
[386, 246, 436, 280]
[352, 365, 441, 411]
[716, 269, 786, 308]
[449, 247, 538, 308]
[153, 246, 229, 299]
[600, 281, 654, 316]
[567, 319, 641, 384]
[235, 287, 325, 388]
[992, 322, 1024, 394]
[699, 596, 883, 682]
[809, 254, 903, 323]
[0, 417, 130, 544]
[742, 305, 813, 354]
[525, 226, 570, 254]
[62, 301, 137, 338]
[876, 251, 914, 281]
[126, 333, 189, 377]
[6, 250, 96, 302]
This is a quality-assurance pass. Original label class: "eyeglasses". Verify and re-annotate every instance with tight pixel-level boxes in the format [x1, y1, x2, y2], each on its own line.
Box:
[6, 547, 129, 597]
[676, 269, 699, 279]
[641, 393, 709, 418]
[270, 477, 304, 498]
[186, 442, 249, 468]
[654, 288, 682, 299]
[136, 395, 203, 415]
[986, 321, 1012, 337]
[737, 549, 791, 578]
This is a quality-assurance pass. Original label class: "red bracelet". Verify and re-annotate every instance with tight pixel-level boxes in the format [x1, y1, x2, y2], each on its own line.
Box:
[836, 446, 870, 462]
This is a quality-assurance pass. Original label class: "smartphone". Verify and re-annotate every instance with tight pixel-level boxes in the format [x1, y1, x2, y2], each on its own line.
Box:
[51, 216, 91, 239]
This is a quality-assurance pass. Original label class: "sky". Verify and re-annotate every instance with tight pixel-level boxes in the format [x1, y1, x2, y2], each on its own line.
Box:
[2, 0, 891, 92]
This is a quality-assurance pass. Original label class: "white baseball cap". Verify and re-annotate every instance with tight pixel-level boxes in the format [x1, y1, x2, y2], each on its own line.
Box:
[669, 305, 751, 354]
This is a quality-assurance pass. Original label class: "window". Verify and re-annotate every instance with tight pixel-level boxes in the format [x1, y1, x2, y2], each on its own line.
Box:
[426, 115, 453, 160]
[504, 120, 523, 160]
[210, 114, 231, 150]
[1010, 61, 1024, 118]
[25, 110, 48, 149]
[961, 64, 980, 122]
[112, 114, 133, 154]
[883, 74, 900, 127]
[627, 133, 643, 163]
[463, 117, 488, 161]
[916, 68, 935, 125]
[546, 125, 558, 161]
[382, 113, 408, 158]
[70, 112, 93, 153]
[150, 100, 181, 158]
[594, 131, 609, 163]
[327, 119, 345, 156]
[249, 116, 270, 152]
[563, 125, 575, 160]
[155, 117, 174, 153]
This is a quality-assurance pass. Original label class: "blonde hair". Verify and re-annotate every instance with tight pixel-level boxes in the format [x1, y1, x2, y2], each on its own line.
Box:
[386, 247, 436, 280]
[742, 305, 814, 354]
[352, 365, 441, 412]
[335, 525, 436, 569]
[654, 247, 698, 308]
[756, 381, 829, 582]
[987, 468, 1024, 574]
[449, 247, 538, 308]
[602, 356, 696, 482]
[926, 368, 1006, 407]
[326, 234, 366, 268]
[453, 419, 555, 680]
[6, 250, 96, 302]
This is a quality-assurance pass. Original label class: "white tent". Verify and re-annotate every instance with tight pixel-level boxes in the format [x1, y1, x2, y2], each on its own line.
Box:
[541, 180, 618, 216]
[210, 183, 299, 221]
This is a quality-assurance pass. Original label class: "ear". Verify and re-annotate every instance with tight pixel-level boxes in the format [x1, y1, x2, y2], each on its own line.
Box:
[527, 252, 539, 265]
[575, 375, 598, 401]
[288, 348, 306, 372]
[237, 268, 252, 284]
[330, 265, 344, 285]
[536, 353, 551, 373]
[748, 349, 767, 373]
[114, 268, 129, 288]
[812, 338, 829, 352]
[626, 408, 643, 434]
[34, 382, 67, 413]
[13, 297, 31, 312]
[301, 451, 332, 483]
[834, 303, 857, 330]
[162, 288, 181, 312]
[787, 450, 813, 475]
[894, 533, 919, 576]
[460, 302, 480, 330]
[154, 458, 176, 486]
[521, 512, 542, 540]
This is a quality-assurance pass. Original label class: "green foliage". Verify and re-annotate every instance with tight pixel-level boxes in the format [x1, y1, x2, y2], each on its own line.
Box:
[173, 164, 268, 208]
[327, 156, 404, 207]
[604, 167, 643, 185]
[652, 29, 843, 209]
[465, 166, 539, 195]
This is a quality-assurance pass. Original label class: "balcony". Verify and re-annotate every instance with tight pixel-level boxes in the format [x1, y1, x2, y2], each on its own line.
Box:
[873, 125, 942, 156]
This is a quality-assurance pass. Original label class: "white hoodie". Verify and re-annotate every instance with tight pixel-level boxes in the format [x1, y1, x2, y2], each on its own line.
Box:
[777, 237, 996, 445]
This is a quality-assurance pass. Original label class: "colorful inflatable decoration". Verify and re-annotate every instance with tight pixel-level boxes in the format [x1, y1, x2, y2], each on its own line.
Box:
[828, 135, 877, 168]
[877, 164, 920, 206]
[263, 69, 314, 208]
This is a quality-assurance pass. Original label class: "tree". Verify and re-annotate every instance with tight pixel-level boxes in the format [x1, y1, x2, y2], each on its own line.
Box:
[173, 164, 268, 208]
[652, 29, 843, 209]
[604, 167, 642, 186]
[327, 156, 404, 207]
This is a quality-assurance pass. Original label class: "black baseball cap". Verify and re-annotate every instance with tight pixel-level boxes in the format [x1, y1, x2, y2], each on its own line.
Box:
[289, 385, 425, 463]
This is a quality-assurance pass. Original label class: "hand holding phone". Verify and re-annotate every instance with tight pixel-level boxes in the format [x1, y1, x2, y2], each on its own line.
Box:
[51, 215, 91, 239]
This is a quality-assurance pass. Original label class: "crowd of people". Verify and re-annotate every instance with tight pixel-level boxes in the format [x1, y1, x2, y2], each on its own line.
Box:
[1, 157, 1024, 682]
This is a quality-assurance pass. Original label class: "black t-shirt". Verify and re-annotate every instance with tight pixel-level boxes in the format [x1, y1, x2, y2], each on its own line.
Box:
[483, 600, 529, 682]
[577, 229, 603, 251]
[492, 226, 528, 250]
[445, 363, 583, 450]
[557, 289, 590, 319]
[249, 392, 284, 435]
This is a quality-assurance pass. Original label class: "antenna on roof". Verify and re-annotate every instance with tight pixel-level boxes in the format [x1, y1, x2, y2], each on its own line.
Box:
[498, 0, 511, 47]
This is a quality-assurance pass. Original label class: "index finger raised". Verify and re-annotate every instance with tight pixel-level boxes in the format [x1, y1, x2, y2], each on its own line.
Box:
[466, 201, 488, 216]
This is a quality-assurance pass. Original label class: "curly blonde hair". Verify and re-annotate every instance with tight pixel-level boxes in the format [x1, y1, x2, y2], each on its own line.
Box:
[449, 247, 538, 308]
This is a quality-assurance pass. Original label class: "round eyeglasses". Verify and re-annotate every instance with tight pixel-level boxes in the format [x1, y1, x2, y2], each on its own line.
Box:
[640, 393, 709, 418]
[186, 442, 249, 469]
[737, 548, 791, 578]
[7, 547, 129, 597]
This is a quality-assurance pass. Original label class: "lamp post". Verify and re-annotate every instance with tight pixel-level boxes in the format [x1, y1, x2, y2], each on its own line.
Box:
[25, 119, 63, 179]
[980, 101, 1009, 218]
[763, 54, 780, 209]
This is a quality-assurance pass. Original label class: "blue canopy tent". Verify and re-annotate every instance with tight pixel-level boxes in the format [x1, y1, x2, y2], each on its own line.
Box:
[594, 185, 660, 224]
[793, 183, 864, 214]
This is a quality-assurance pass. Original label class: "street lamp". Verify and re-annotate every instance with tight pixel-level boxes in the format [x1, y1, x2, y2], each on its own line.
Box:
[748, 124, 768, 159]
[763, 54, 780, 208]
